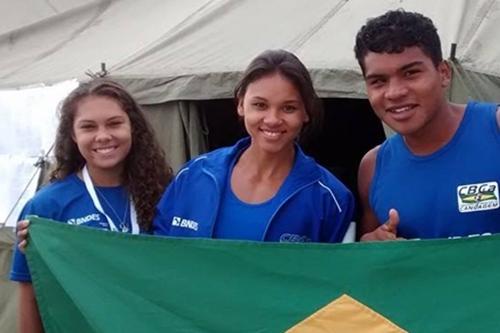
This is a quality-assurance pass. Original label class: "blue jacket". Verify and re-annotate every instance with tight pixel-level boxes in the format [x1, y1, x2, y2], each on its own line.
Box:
[153, 138, 355, 243]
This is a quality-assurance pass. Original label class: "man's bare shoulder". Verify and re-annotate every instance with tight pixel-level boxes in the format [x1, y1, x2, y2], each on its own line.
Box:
[360, 145, 381, 169]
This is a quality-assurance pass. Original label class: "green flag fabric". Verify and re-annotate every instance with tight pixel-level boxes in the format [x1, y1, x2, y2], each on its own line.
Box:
[26, 217, 500, 332]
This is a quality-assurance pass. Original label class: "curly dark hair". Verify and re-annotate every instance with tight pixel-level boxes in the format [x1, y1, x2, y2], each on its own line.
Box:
[234, 49, 323, 144]
[354, 10, 443, 74]
[51, 78, 173, 231]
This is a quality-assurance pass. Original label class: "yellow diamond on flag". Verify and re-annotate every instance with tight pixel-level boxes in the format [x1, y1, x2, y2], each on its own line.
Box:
[286, 294, 407, 333]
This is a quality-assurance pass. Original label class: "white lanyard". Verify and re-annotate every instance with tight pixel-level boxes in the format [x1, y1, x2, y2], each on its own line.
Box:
[82, 165, 139, 234]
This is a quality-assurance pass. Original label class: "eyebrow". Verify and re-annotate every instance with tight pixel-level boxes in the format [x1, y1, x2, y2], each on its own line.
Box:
[400, 61, 424, 71]
[249, 96, 268, 101]
[75, 115, 125, 124]
[106, 116, 126, 121]
[283, 100, 302, 105]
[75, 119, 95, 124]
[365, 61, 425, 80]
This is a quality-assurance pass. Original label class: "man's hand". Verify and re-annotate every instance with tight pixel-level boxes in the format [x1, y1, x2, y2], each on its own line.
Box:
[361, 209, 404, 241]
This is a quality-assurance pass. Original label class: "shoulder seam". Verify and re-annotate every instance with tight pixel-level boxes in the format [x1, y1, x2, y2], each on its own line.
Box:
[175, 155, 208, 180]
[317, 181, 342, 213]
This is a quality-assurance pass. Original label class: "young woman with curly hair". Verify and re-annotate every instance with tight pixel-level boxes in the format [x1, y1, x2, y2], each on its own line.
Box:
[11, 78, 173, 332]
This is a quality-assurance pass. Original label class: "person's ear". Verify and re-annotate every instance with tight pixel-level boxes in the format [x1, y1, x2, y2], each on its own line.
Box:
[71, 126, 77, 142]
[439, 60, 452, 88]
[303, 110, 310, 123]
[237, 99, 244, 117]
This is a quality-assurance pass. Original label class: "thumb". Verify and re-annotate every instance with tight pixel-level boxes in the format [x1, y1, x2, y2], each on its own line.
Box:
[386, 208, 400, 232]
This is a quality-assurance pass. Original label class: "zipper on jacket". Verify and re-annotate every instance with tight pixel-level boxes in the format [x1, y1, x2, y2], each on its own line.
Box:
[261, 180, 318, 241]
[202, 168, 221, 238]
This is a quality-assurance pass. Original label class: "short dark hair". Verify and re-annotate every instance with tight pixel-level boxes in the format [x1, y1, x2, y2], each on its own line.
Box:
[234, 49, 323, 143]
[354, 10, 443, 74]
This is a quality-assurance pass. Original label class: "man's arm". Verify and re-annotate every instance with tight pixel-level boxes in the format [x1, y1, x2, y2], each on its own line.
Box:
[357, 147, 380, 239]
[357, 146, 401, 241]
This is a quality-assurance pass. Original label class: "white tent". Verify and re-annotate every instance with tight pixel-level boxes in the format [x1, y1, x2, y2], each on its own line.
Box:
[1, 0, 499, 101]
[2, 0, 498, 171]
[1, 0, 499, 167]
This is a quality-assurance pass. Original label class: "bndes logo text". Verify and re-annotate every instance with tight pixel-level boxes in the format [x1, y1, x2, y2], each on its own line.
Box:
[171, 216, 199, 231]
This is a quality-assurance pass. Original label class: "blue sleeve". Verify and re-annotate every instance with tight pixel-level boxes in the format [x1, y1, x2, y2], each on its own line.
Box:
[330, 189, 355, 242]
[153, 162, 195, 236]
[10, 245, 31, 282]
[152, 180, 177, 236]
[320, 176, 356, 243]
[9, 201, 35, 282]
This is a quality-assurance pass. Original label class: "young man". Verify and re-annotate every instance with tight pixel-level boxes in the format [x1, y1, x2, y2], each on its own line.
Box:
[354, 10, 500, 241]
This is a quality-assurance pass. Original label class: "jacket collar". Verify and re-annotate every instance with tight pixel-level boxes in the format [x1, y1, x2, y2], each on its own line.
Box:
[201, 137, 322, 191]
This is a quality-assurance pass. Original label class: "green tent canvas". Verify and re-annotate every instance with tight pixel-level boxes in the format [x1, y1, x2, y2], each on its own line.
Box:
[26, 217, 500, 332]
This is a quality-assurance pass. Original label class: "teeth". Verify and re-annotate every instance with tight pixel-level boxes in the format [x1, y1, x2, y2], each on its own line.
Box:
[391, 106, 412, 113]
[95, 147, 115, 154]
[262, 130, 281, 137]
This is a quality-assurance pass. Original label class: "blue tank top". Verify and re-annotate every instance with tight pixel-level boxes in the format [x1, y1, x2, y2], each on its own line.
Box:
[370, 101, 500, 239]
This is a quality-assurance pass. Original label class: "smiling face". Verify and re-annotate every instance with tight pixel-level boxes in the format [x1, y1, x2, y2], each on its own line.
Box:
[363, 46, 451, 138]
[72, 96, 132, 180]
[237, 72, 309, 155]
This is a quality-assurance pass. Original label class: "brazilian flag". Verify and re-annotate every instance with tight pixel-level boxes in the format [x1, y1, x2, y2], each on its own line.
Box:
[26, 217, 500, 332]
